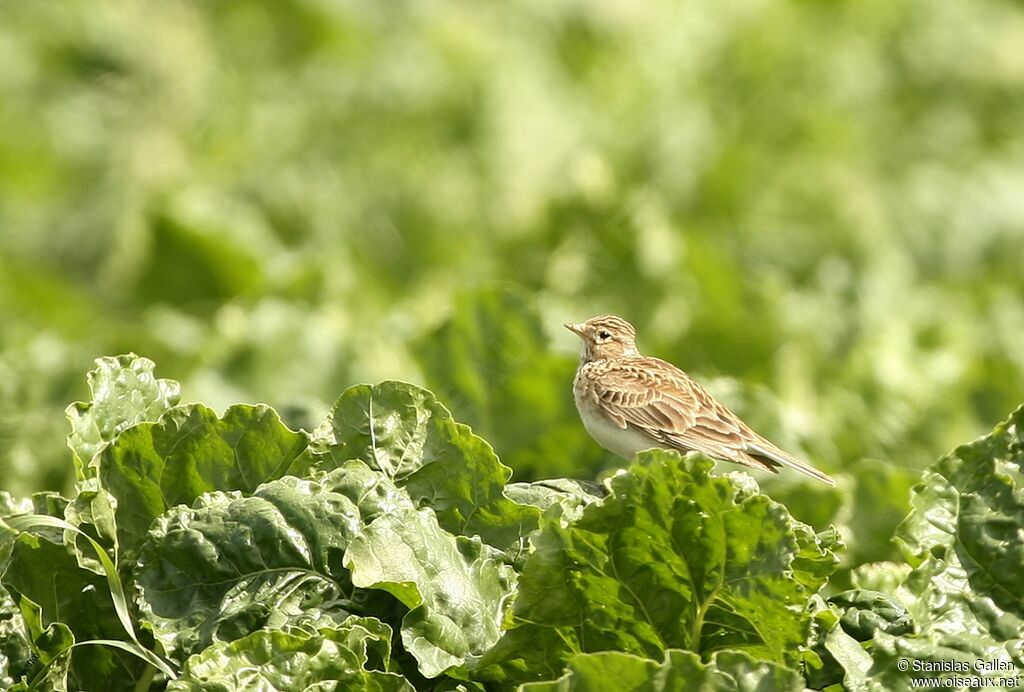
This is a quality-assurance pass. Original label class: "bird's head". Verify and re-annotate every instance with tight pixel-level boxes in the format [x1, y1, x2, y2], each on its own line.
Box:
[564, 315, 640, 361]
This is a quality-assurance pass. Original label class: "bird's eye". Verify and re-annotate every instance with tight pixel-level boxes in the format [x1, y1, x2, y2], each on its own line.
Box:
[598, 330, 612, 340]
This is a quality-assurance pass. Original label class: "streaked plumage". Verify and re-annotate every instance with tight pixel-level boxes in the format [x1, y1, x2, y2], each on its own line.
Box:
[565, 315, 836, 486]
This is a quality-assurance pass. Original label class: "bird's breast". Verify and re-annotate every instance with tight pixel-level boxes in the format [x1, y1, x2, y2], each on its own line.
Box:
[573, 365, 663, 459]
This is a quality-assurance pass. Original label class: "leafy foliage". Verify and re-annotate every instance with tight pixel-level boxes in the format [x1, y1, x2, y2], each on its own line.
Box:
[65, 354, 182, 475]
[133, 473, 361, 664]
[4, 534, 143, 686]
[311, 381, 541, 554]
[3, 0, 1024, 589]
[2, 1, 1024, 686]
[507, 454, 837, 667]
[100, 403, 308, 560]
[519, 650, 804, 692]
[835, 404, 1024, 690]
[1, 357, 1023, 690]
[168, 618, 410, 692]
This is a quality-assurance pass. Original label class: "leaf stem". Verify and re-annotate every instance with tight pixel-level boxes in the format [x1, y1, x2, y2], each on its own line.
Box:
[690, 584, 720, 653]
[133, 663, 156, 692]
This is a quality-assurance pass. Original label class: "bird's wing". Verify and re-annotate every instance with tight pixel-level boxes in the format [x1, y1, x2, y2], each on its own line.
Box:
[589, 358, 777, 472]
[590, 357, 836, 485]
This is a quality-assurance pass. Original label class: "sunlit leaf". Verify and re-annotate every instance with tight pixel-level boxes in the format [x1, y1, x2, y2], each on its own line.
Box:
[98, 403, 307, 560]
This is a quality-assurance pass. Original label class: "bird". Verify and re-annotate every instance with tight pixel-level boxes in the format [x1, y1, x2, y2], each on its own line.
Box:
[565, 315, 836, 486]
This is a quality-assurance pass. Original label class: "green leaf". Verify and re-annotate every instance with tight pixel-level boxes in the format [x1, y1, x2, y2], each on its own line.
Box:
[62, 478, 118, 574]
[849, 562, 912, 595]
[98, 403, 307, 560]
[306, 615, 397, 673]
[414, 286, 606, 481]
[345, 503, 518, 678]
[510, 451, 837, 667]
[434, 683, 488, 692]
[136, 461, 518, 678]
[858, 553, 1024, 691]
[0, 513, 177, 683]
[849, 405, 1024, 690]
[314, 381, 540, 552]
[790, 522, 842, 595]
[828, 590, 912, 642]
[867, 630, 1021, 692]
[29, 492, 68, 521]
[0, 586, 32, 689]
[65, 354, 181, 475]
[898, 403, 1024, 614]
[503, 478, 606, 565]
[470, 625, 576, 686]
[14, 620, 75, 692]
[134, 472, 363, 663]
[1, 534, 143, 690]
[822, 625, 874, 691]
[517, 649, 804, 691]
[168, 619, 412, 691]
[504, 479, 604, 525]
[0, 492, 32, 569]
[800, 596, 843, 690]
[895, 405, 1024, 611]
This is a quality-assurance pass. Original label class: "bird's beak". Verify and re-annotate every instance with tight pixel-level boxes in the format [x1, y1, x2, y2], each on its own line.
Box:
[564, 322, 585, 337]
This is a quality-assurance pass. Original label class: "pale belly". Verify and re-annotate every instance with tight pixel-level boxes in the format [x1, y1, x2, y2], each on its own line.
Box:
[577, 401, 664, 459]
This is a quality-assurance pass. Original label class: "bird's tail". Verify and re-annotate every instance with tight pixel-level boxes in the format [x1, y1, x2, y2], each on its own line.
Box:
[745, 440, 836, 486]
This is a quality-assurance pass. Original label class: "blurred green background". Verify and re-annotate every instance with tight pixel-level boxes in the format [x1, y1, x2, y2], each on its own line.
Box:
[2, 0, 1023, 576]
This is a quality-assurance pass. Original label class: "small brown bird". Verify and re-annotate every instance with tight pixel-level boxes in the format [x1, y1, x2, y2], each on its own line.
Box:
[565, 315, 835, 485]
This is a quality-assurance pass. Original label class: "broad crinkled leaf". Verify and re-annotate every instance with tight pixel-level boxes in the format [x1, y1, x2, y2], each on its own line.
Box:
[509, 451, 837, 667]
[65, 354, 181, 473]
[504, 479, 604, 526]
[868, 628, 1023, 692]
[134, 472, 362, 663]
[345, 503, 518, 678]
[502, 479, 606, 566]
[900, 406, 1024, 622]
[517, 649, 804, 691]
[860, 556, 1024, 690]
[314, 381, 540, 552]
[301, 615, 396, 672]
[729, 471, 842, 595]
[895, 405, 1024, 607]
[821, 625, 874, 691]
[791, 523, 843, 594]
[471, 624, 577, 686]
[849, 405, 1024, 689]
[63, 477, 119, 574]
[168, 618, 412, 692]
[828, 590, 912, 642]
[98, 402, 307, 560]
[136, 461, 518, 679]
[30, 491, 68, 520]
